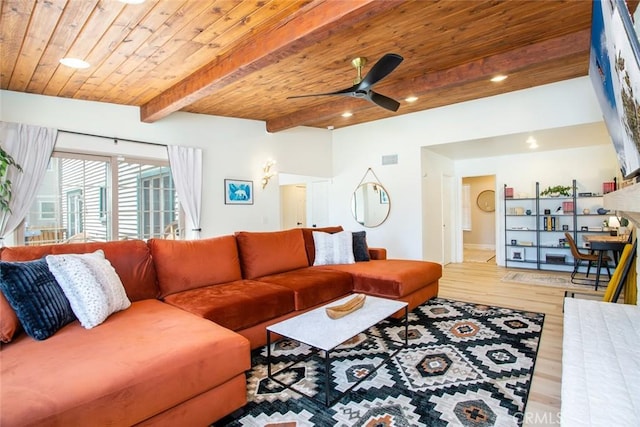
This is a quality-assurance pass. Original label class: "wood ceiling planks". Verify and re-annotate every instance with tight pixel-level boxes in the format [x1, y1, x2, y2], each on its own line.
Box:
[0, 1, 36, 88]
[6, 0, 67, 92]
[0, 0, 594, 132]
[140, 0, 402, 123]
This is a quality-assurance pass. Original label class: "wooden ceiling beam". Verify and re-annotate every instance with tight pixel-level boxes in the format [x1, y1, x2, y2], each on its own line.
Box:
[140, 0, 403, 123]
[266, 29, 591, 133]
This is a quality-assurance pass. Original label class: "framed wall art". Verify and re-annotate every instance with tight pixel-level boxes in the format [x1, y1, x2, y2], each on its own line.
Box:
[225, 179, 253, 205]
[379, 189, 389, 204]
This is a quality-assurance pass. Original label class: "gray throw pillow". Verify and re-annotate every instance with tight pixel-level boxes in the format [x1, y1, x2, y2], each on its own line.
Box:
[352, 231, 370, 262]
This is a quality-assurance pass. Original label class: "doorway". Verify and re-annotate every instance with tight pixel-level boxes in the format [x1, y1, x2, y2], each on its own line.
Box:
[462, 175, 496, 264]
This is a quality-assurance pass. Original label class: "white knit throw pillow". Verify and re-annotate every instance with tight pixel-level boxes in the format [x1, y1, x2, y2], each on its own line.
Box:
[312, 230, 355, 266]
[46, 250, 131, 329]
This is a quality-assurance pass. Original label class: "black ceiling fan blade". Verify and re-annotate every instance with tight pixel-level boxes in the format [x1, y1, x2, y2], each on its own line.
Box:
[368, 91, 400, 112]
[287, 84, 359, 100]
[357, 53, 403, 90]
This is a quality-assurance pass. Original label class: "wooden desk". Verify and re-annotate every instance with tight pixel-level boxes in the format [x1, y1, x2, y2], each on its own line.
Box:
[582, 234, 629, 290]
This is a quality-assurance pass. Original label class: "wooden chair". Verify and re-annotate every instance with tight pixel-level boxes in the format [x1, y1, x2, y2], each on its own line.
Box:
[565, 232, 611, 284]
[565, 240, 637, 304]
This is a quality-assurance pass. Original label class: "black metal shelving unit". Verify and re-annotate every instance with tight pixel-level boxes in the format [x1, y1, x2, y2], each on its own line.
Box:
[504, 180, 609, 272]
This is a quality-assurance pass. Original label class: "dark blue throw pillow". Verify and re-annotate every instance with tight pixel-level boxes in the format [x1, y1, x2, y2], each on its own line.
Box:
[0, 258, 75, 340]
[352, 231, 370, 262]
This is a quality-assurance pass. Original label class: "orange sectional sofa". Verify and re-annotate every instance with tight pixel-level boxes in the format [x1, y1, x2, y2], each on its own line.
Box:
[0, 227, 441, 426]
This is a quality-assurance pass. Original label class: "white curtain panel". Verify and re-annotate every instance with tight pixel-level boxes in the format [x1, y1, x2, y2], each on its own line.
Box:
[0, 122, 57, 243]
[167, 145, 202, 240]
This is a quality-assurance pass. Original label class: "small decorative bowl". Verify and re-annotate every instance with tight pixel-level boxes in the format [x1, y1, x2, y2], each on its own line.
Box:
[326, 294, 366, 319]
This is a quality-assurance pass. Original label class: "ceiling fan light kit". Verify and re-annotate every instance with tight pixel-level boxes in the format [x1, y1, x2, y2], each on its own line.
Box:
[288, 53, 404, 112]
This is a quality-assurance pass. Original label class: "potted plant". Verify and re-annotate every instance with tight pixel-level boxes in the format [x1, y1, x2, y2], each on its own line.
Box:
[540, 185, 572, 197]
[0, 146, 22, 213]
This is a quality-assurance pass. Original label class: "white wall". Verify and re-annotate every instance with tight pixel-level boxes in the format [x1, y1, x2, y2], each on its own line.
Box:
[331, 77, 614, 260]
[0, 90, 333, 238]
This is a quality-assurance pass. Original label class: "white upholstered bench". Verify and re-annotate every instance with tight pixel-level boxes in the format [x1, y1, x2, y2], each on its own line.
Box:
[561, 298, 640, 426]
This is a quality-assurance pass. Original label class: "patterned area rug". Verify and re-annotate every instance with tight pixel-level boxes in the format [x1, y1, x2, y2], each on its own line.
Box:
[501, 271, 599, 291]
[215, 298, 544, 427]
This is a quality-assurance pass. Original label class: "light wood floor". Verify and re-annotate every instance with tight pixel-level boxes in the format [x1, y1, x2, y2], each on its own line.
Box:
[439, 262, 569, 427]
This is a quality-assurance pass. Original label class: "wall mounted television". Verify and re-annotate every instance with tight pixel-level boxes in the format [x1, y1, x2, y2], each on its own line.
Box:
[590, 0, 640, 180]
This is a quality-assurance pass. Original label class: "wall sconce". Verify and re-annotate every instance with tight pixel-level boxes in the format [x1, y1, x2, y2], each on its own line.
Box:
[261, 159, 276, 189]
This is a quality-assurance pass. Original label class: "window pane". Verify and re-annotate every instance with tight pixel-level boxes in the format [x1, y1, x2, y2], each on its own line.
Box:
[119, 160, 178, 241]
[26, 156, 109, 245]
[25, 153, 179, 245]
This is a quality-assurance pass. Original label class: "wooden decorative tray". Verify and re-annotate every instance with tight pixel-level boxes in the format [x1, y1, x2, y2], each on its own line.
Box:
[325, 294, 366, 319]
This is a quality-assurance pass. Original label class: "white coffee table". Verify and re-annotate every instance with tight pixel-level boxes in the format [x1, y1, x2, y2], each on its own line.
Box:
[266, 294, 408, 406]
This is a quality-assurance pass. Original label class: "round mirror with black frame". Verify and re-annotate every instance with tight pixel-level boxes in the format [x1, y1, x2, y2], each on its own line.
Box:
[351, 182, 390, 227]
[477, 189, 496, 212]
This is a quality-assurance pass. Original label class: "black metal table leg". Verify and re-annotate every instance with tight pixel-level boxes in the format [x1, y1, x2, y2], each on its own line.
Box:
[404, 306, 408, 346]
[595, 250, 604, 291]
[267, 330, 272, 377]
[325, 349, 331, 406]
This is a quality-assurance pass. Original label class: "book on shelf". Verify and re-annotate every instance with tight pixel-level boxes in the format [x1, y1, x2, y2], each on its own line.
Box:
[543, 216, 556, 231]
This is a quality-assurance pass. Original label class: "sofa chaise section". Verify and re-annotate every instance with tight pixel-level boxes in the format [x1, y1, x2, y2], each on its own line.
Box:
[1, 300, 249, 427]
[321, 259, 441, 313]
[0, 239, 251, 426]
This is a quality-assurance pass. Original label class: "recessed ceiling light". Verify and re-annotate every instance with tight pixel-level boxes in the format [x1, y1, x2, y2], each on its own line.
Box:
[341, 112, 353, 118]
[59, 58, 90, 69]
[405, 96, 418, 103]
[490, 75, 508, 82]
[526, 136, 538, 149]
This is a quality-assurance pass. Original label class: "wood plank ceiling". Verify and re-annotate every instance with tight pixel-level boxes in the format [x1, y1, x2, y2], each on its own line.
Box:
[0, 0, 593, 133]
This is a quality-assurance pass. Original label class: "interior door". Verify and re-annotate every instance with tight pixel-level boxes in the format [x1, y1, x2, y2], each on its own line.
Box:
[281, 184, 307, 228]
[442, 174, 453, 265]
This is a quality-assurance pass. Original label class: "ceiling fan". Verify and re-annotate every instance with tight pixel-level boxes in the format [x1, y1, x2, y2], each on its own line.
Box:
[287, 53, 404, 112]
